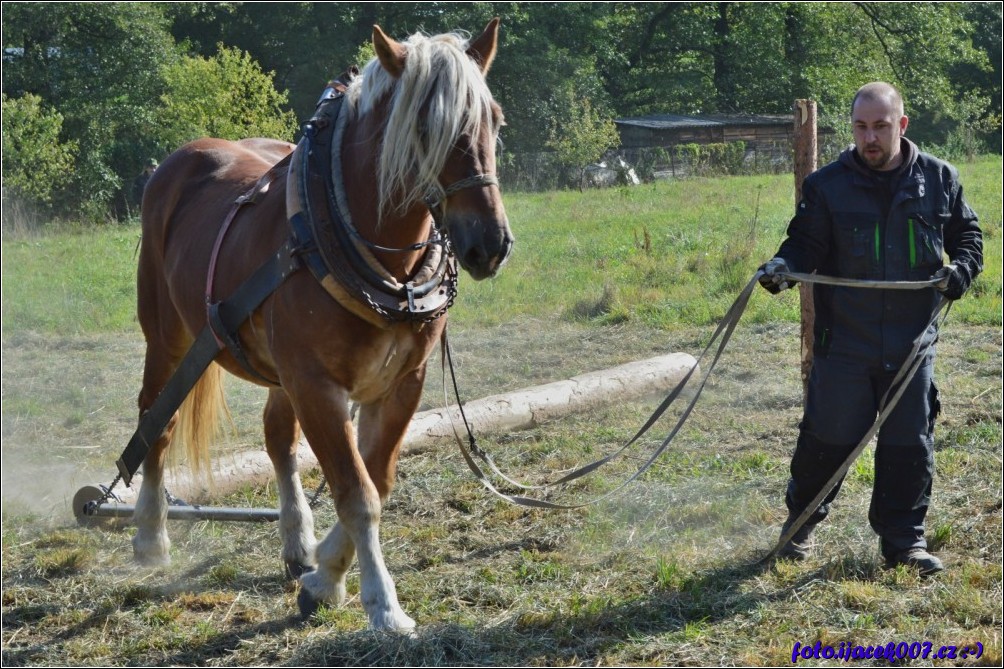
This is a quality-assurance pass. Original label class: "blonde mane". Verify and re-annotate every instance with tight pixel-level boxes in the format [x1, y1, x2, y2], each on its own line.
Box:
[346, 30, 496, 222]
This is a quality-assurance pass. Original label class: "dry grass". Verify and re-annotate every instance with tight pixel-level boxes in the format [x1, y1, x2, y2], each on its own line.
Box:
[3, 320, 1000, 666]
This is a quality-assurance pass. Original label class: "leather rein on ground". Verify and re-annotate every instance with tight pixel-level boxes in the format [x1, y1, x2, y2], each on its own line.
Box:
[442, 270, 949, 564]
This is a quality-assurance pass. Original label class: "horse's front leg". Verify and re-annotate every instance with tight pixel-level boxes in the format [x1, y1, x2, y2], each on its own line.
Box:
[263, 388, 316, 579]
[346, 366, 428, 627]
[290, 378, 414, 632]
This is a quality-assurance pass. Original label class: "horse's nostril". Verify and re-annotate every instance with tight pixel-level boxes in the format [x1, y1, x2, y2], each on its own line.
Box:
[464, 246, 488, 270]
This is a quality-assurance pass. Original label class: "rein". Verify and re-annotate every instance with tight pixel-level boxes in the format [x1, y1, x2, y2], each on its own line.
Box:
[443, 271, 949, 532]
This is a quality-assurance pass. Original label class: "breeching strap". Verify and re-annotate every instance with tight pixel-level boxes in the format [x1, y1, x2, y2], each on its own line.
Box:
[444, 269, 950, 547]
[115, 239, 302, 486]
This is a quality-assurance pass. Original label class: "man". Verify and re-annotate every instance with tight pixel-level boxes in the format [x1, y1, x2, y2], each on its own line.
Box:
[759, 82, 983, 575]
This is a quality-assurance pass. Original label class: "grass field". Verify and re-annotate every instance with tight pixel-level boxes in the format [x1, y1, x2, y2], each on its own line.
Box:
[2, 157, 1001, 666]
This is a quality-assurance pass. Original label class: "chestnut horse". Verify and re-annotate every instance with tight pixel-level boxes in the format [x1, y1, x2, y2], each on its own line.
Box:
[133, 20, 512, 631]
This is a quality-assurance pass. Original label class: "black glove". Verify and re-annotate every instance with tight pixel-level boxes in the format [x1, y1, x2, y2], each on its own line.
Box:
[758, 257, 794, 294]
[931, 264, 971, 301]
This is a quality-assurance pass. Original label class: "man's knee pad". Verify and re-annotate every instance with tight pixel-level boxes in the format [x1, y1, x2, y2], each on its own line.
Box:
[786, 433, 857, 523]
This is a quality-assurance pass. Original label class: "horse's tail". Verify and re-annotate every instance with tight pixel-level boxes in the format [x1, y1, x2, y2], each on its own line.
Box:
[174, 362, 230, 483]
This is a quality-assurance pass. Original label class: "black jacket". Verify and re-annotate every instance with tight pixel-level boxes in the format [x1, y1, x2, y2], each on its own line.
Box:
[776, 138, 983, 370]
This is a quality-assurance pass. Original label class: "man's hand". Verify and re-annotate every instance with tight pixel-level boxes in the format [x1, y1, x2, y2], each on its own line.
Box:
[932, 264, 969, 300]
[758, 257, 794, 294]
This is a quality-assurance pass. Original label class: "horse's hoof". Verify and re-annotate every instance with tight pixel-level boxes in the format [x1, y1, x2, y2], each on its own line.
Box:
[298, 586, 321, 620]
[368, 610, 417, 634]
[132, 544, 171, 567]
[285, 561, 315, 581]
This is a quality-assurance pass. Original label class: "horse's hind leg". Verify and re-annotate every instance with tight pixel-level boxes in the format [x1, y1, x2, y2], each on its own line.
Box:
[131, 246, 187, 565]
[131, 343, 181, 566]
[263, 388, 316, 578]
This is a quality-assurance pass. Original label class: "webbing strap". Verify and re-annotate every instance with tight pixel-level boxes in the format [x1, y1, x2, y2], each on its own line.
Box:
[117, 326, 222, 485]
[444, 271, 948, 522]
[761, 295, 950, 562]
[443, 272, 762, 509]
[116, 239, 302, 486]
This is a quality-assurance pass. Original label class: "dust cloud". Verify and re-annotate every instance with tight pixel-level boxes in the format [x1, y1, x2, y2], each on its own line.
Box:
[1, 449, 104, 522]
[564, 477, 779, 566]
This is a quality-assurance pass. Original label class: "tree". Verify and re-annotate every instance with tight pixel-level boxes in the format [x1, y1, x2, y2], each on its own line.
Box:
[2, 3, 180, 219]
[546, 90, 621, 190]
[1, 93, 77, 215]
[158, 45, 299, 147]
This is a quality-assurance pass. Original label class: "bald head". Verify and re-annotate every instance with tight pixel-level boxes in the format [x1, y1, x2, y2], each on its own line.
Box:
[850, 81, 909, 171]
[852, 82, 904, 118]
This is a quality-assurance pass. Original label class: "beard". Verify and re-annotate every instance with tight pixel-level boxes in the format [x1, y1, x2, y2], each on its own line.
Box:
[860, 143, 894, 170]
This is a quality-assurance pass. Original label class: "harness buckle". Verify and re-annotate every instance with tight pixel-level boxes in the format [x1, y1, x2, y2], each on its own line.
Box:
[405, 282, 418, 313]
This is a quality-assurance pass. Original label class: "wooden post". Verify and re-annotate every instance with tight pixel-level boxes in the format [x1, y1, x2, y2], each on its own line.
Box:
[793, 100, 817, 398]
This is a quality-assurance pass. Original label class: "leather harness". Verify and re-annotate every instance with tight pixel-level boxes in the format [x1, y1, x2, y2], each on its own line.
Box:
[115, 70, 493, 485]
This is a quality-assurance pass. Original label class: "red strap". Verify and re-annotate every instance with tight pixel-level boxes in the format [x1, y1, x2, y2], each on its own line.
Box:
[205, 183, 263, 347]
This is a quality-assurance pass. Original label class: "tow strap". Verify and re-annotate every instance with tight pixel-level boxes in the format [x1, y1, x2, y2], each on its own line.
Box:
[115, 239, 302, 486]
[444, 270, 949, 560]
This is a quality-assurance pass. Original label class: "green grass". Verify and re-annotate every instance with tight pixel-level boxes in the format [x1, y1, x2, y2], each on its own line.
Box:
[1, 222, 141, 335]
[1, 159, 1001, 666]
[4, 154, 999, 337]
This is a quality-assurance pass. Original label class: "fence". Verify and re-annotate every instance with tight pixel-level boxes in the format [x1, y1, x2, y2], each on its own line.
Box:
[499, 137, 846, 193]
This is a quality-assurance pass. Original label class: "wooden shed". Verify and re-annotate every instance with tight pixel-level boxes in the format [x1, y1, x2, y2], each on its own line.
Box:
[615, 113, 795, 150]
[614, 113, 834, 176]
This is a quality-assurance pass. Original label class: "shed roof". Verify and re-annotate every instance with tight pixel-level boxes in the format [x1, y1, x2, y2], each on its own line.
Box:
[615, 114, 792, 130]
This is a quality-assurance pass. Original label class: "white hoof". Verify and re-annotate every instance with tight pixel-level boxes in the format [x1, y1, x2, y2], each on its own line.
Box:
[132, 533, 170, 566]
[368, 607, 416, 634]
[299, 569, 346, 607]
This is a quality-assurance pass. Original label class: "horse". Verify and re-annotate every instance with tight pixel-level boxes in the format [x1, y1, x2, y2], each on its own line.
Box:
[133, 19, 512, 632]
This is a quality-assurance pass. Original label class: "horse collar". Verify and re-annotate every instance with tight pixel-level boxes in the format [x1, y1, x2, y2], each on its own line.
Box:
[286, 73, 458, 328]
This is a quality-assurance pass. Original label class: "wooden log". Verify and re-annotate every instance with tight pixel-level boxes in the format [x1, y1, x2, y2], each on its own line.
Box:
[109, 353, 699, 505]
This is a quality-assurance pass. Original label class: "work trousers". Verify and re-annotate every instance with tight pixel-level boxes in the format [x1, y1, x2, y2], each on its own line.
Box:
[785, 353, 939, 558]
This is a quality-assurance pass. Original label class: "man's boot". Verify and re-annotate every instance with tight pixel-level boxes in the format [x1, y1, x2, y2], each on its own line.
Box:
[777, 517, 815, 561]
[884, 547, 943, 576]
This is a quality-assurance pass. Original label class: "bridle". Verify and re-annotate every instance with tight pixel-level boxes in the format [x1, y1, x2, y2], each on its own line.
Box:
[424, 173, 501, 228]
[284, 71, 505, 327]
[348, 173, 501, 256]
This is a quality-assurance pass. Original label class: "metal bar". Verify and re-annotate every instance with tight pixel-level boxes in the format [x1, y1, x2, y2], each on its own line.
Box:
[87, 503, 279, 523]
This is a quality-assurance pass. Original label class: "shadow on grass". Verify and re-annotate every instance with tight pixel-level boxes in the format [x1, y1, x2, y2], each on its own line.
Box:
[0, 546, 889, 666]
[279, 558, 846, 666]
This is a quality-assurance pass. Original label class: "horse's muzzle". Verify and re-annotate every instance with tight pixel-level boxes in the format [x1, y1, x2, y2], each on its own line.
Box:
[450, 216, 514, 281]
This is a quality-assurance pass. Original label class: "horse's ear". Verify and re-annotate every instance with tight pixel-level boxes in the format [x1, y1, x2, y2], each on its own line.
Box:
[373, 24, 406, 78]
[466, 17, 500, 75]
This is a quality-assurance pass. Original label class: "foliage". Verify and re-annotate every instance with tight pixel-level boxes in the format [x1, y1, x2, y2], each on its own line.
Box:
[2, 4, 294, 222]
[546, 92, 621, 190]
[2, 3, 179, 221]
[674, 142, 747, 177]
[2, 2, 999, 222]
[1, 94, 77, 213]
[157, 45, 299, 147]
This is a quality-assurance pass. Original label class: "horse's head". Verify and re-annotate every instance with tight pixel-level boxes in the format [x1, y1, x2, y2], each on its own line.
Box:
[350, 19, 514, 281]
